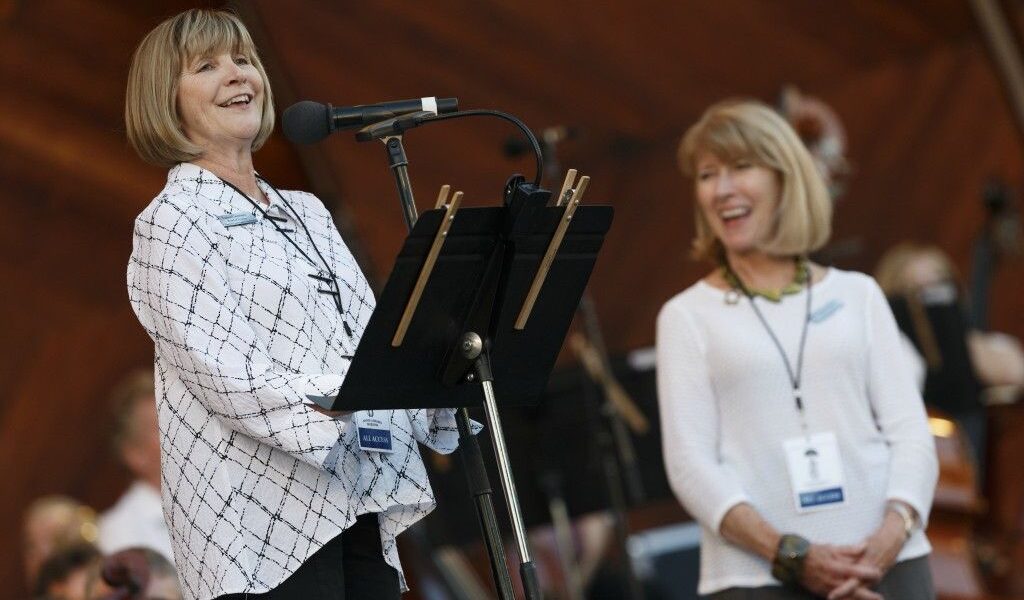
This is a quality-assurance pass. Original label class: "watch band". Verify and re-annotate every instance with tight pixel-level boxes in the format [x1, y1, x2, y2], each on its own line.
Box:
[771, 534, 810, 585]
[888, 501, 916, 540]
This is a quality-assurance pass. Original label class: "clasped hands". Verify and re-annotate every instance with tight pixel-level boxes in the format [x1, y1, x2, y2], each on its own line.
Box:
[800, 513, 906, 600]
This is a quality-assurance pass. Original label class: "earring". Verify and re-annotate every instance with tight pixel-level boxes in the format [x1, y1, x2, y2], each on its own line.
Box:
[725, 288, 741, 305]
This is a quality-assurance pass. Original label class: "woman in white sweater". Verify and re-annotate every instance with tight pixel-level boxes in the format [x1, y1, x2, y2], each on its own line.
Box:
[657, 100, 938, 599]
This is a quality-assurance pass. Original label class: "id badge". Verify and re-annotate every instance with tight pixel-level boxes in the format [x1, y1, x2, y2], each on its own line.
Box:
[217, 212, 259, 228]
[782, 431, 846, 513]
[354, 411, 394, 453]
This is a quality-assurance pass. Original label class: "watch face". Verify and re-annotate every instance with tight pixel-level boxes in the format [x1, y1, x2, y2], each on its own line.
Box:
[782, 534, 810, 557]
[773, 535, 811, 584]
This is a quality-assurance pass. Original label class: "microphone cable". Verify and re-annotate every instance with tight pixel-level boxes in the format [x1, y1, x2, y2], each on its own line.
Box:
[417, 109, 544, 186]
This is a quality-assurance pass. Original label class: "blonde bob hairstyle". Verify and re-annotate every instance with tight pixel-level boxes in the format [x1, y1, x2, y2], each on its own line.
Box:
[125, 9, 275, 168]
[677, 99, 832, 263]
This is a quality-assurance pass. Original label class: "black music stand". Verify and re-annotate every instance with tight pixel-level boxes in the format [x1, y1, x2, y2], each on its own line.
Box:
[313, 174, 613, 598]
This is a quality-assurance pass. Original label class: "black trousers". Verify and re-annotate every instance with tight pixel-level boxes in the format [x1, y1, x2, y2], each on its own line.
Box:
[217, 513, 400, 600]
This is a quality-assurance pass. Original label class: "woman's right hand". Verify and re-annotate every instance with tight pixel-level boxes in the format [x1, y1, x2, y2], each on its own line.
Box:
[799, 543, 882, 599]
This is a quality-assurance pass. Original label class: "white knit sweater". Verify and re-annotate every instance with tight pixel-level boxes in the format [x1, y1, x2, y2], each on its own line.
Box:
[656, 268, 937, 595]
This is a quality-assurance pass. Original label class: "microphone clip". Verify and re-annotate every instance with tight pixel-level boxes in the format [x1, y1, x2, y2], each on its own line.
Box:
[355, 110, 437, 142]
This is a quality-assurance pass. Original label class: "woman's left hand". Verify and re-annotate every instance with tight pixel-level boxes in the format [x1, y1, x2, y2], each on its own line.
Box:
[827, 512, 906, 599]
[860, 512, 907, 573]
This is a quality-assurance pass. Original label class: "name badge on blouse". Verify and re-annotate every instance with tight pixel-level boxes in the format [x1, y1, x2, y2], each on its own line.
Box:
[217, 212, 259, 228]
[782, 431, 847, 513]
[354, 411, 394, 453]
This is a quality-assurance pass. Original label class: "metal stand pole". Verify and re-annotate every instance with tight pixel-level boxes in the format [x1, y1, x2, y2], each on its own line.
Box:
[465, 335, 542, 600]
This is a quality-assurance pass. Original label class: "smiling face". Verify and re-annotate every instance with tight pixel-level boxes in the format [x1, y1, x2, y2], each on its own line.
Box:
[694, 152, 781, 258]
[176, 50, 264, 155]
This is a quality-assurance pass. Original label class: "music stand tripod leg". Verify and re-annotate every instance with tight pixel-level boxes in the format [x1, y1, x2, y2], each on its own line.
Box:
[466, 339, 542, 600]
[455, 408, 515, 599]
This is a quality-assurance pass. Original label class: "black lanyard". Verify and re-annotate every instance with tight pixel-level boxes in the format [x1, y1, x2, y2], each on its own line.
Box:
[725, 260, 813, 420]
[218, 174, 354, 337]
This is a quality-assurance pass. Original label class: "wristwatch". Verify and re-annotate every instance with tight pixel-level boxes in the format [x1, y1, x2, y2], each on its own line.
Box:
[771, 534, 810, 585]
[888, 501, 917, 540]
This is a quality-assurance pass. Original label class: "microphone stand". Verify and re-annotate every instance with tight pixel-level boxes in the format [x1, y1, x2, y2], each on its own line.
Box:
[361, 119, 538, 600]
[383, 136, 419, 232]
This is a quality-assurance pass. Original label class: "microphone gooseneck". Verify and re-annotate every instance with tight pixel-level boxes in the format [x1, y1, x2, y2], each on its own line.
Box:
[424, 110, 545, 186]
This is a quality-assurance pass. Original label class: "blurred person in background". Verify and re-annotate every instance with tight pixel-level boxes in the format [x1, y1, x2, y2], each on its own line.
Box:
[23, 496, 99, 588]
[657, 99, 938, 599]
[97, 370, 173, 562]
[91, 547, 182, 600]
[123, 9, 468, 600]
[875, 242, 1024, 474]
[32, 542, 103, 600]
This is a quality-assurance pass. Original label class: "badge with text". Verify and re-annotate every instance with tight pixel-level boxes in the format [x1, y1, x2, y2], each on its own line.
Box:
[782, 431, 847, 513]
[217, 212, 259, 228]
[355, 411, 394, 453]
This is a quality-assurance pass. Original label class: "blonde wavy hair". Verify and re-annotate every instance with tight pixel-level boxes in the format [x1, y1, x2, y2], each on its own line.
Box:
[677, 99, 832, 262]
[125, 9, 275, 168]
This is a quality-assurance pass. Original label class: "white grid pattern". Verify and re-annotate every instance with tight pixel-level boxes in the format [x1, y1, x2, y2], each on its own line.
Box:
[127, 163, 464, 600]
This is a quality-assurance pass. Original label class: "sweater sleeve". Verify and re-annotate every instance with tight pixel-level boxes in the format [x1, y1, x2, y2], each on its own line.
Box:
[863, 278, 939, 523]
[657, 300, 751, 532]
[127, 198, 349, 472]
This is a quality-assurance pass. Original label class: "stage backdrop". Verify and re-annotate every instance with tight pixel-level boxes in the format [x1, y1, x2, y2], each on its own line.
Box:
[1, 1, 1022, 598]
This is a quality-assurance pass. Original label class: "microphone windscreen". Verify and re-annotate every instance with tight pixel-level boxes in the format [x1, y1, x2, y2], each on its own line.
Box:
[282, 101, 331, 144]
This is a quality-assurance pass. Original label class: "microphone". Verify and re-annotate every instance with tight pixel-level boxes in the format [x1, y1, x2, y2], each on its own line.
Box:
[282, 97, 458, 144]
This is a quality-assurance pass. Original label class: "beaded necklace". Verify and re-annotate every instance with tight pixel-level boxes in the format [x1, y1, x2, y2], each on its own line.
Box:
[721, 257, 809, 302]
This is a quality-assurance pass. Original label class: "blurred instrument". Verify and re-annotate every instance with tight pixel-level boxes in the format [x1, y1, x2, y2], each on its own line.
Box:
[969, 179, 1022, 330]
[779, 86, 863, 267]
[779, 85, 850, 199]
[926, 409, 989, 599]
[568, 332, 649, 434]
[967, 181, 1024, 597]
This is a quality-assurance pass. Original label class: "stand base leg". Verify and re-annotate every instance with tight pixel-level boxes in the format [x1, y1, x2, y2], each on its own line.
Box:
[476, 364, 542, 600]
[456, 408, 515, 599]
[520, 561, 542, 600]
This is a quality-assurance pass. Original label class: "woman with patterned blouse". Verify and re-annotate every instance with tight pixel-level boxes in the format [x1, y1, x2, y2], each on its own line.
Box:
[125, 9, 464, 600]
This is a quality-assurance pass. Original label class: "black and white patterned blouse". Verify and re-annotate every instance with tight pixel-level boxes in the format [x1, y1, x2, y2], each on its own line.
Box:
[127, 163, 463, 600]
